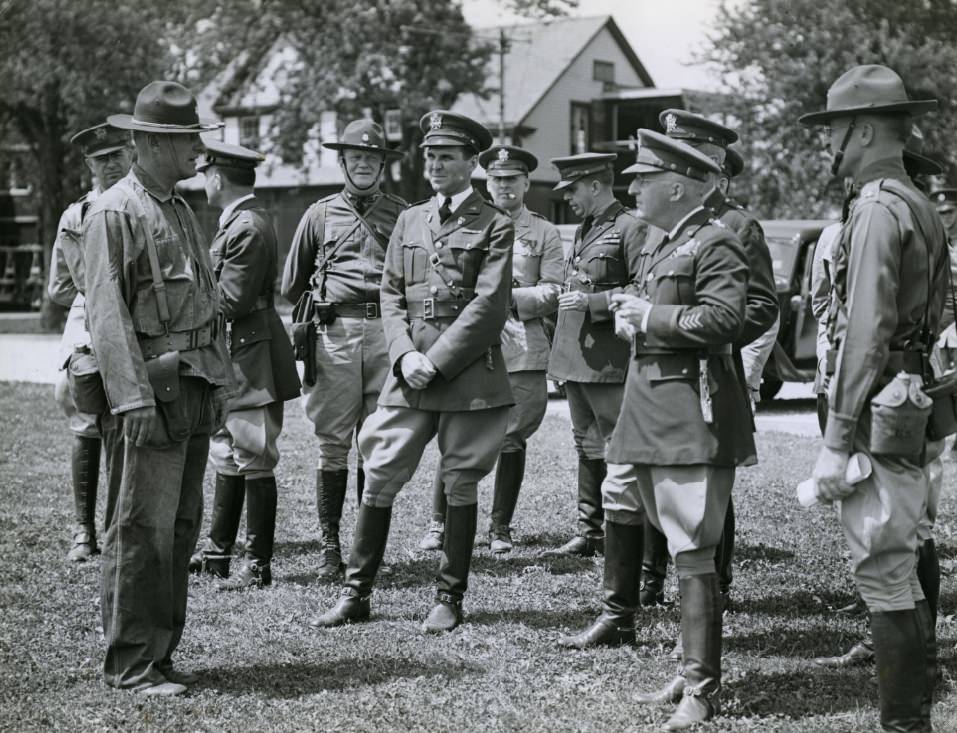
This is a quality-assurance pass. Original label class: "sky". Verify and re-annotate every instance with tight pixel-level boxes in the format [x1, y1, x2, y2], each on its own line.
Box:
[462, 0, 729, 91]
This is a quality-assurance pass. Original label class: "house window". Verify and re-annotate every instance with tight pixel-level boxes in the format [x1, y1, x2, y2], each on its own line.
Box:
[239, 116, 260, 148]
[570, 103, 591, 154]
[593, 60, 615, 84]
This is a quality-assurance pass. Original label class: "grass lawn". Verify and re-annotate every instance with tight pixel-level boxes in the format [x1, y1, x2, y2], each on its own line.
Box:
[1, 380, 955, 732]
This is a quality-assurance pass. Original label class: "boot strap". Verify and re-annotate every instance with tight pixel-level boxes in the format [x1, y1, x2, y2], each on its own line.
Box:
[436, 591, 463, 607]
[684, 682, 720, 700]
[340, 587, 370, 601]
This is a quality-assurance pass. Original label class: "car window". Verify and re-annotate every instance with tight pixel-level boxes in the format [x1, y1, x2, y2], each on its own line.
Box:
[765, 236, 801, 291]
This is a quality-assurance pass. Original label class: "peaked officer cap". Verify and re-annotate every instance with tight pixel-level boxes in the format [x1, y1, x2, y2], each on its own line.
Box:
[323, 119, 403, 158]
[479, 145, 538, 176]
[419, 110, 493, 153]
[931, 189, 957, 211]
[108, 81, 223, 134]
[623, 129, 721, 181]
[901, 125, 943, 177]
[70, 123, 130, 158]
[799, 65, 937, 126]
[195, 140, 265, 172]
[660, 109, 738, 147]
[550, 152, 617, 191]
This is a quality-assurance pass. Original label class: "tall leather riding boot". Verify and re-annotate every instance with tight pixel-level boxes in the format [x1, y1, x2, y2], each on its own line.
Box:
[914, 600, 937, 727]
[641, 517, 669, 605]
[188, 473, 245, 577]
[917, 539, 940, 624]
[870, 608, 929, 732]
[424, 502, 478, 632]
[419, 472, 447, 551]
[356, 466, 365, 504]
[219, 476, 277, 591]
[488, 450, 525, 554]
[310, 503, 393, 627]
[578, 457, 606, 540]
[559, 520, 642, 648]
[657, 574, 722, 730]
[715, 499, 735, 592]
[68, 435, 101, 561]
[316, 468, 349, 580]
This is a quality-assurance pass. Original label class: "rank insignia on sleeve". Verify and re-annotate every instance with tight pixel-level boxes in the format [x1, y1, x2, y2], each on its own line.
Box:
[678, 311, 704, 331]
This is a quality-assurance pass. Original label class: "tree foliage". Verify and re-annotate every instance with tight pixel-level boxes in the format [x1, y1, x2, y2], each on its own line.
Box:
[697, 0, 957, 218]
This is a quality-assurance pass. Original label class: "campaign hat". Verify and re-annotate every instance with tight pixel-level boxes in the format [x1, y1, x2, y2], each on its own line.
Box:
[323, 119, 403, 158]
[623, 129, 721, 181]
[479, 145, 538, 176]
[108, 81, 223, 134]
[550, 152, 617, 191]
[419, 110, 493, 153]
[799, 65, 937, 126]
[69, 123, 130, 158]
[195, 140, 264, 172]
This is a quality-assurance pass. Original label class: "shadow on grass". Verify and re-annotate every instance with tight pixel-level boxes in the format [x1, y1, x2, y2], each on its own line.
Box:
[732, 589, 860, 617]
[734, 543, 796, 562]
[723, 666, 876, 718]
[274, 539, 323, 558]
[726, 623, 862, 657]
[197, 654, 483, 698]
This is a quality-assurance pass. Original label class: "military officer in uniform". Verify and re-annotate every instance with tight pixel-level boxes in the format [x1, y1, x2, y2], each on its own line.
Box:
[188, 141, 300, 589]
[311, 110, 514, 633]
[639, 111, 779, 610]
[575, 130, 753, 730]
[931, 189, 957, 374]
[83, 81, 234, 696]
[419, 144, 562, 554]
[281, 119, 407, 580]
[48, 123, 132, 561]
[545, 153, 644, 557]
[801, 65, 945, 731]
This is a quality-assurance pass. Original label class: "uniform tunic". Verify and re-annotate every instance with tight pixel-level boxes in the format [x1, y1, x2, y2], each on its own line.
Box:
[208, 197, 300, 477]
[825, 158, 948, 611]
[359, 191, 515, 507]
[282, 191, 406, 469]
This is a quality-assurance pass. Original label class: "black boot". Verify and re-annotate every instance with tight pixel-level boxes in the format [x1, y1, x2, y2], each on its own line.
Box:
[813, 637, 875, 668]
[548, 458, 606, 556]
[68, 435, 101, 562]
[650, 574, 722, 730]
[309, 503, 392, 627]
[714, 498, 735, 600]
[489, 450, 525, 555]
[915, 600, 937, 728]
[917, 539, 940, 624]
[356, 466, 365, 504]
[559, 520, 642, 649]
[424, 503, 477, 632]
[316, 469, 348, 581]
[188, 473, 245, 577]
[871, 608, 929, 732]
[419, 472, 447, 551]
[218, 476, 277, 590]
[641, 518, 669, 606]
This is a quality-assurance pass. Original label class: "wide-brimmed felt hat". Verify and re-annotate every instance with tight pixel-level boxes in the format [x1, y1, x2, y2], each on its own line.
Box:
[623, 130, 720, 181]
[196, 140, 264, 172]
[419, 110, 493, 153]
[799, 65, 937, 126]
[480, 145, 538, 176]
[550, 153, 617, 191]
[70, 123, 130, 158]
[323, 119, 403, 158]
[108, 81, 222, 134]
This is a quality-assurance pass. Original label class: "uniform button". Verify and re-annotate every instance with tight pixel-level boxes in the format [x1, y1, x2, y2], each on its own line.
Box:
[430, 286, 438, 294]
[681, 368, 688, 374]
[572, 270, 578, 276]
[667, 270, 674, 276]
[646, 273, 654, 281]
[436, 242, 443, 249]
[240, 338, 246, 343]
[575, 256, 581, 263]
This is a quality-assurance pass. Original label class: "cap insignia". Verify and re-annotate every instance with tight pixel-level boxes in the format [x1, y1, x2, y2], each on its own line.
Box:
[665, 113, 679, 134]
[429, 112, 443, 131]
[94, 127, 108, 140]
[361, 132, 370, 143]
[939, 193, 947, 203]
[497, 148, 509, 162]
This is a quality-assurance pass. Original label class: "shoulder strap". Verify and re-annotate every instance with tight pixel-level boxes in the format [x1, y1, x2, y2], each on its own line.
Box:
[418, 216, 465, 298]
[341, 196, 389, 249]
[115, 179, 171, 331]
[311, 201, 365, 299]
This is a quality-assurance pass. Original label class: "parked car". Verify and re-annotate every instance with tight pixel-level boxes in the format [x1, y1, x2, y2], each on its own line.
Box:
[758, 219, 836, 400]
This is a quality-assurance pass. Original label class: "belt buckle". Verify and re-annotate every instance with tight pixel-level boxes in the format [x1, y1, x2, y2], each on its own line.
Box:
[365, 302, 379, 319]
[422, 298, 435, 320]
[187, 329, 198, 350]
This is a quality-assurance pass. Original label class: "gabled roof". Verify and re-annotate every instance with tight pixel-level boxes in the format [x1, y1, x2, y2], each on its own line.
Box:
[452, 15, 653, 129]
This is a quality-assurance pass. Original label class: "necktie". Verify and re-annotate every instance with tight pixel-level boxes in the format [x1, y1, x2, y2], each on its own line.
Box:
[439, 196, 453, 224]
[354, 196, 368, 216]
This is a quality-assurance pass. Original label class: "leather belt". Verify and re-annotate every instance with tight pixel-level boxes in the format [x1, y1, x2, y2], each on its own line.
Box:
[333, 302, 381, 319]
[825, 348, 926, 376]
[407, 298, 470, 320]
[139, 324, 213, 360]
[633, 343, 733, 357]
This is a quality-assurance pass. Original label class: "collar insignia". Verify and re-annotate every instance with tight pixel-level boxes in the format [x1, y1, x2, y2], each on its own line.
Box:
[429, 112, 443, 131]
[497, 148, 509, 161]
[665, 113, 679, 134]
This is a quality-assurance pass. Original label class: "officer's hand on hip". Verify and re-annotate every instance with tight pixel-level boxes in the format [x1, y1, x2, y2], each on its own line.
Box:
[400, 351, 437, 390]
[124, 405, 158, 447]
[812, 446, 852, 503]
[558, 290, 588, 312]
[614, 311, 636, 341]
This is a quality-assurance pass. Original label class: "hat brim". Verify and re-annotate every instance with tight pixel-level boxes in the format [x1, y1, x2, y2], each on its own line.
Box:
[552, 178, 578, 191]
[798, 99, 938, 126]
[107, 113, 223, 133]
[323, 142, 404, 158]
[86, 143, 130, 158]
[622, 162, 669, 176]
[903, 150, 943, 176]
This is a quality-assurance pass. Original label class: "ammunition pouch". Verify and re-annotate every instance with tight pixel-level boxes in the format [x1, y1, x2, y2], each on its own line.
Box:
[869, 373, 932, 460]
[67, 345, 108, 415]
[314, 301, 337, 325]
[293, 321, 317, 387]
[145, 350, 193, 446]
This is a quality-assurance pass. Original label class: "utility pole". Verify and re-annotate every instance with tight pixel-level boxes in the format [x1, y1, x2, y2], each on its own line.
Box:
[498, 28, 508, 144]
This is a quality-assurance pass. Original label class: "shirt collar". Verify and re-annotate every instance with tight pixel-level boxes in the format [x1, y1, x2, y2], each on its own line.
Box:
[854, 155, 909, 188]
[131, 164, 175, 203]
[218, 193, 256, 229]
[667, 205, 708, 241]
[434, 186, 474, 213]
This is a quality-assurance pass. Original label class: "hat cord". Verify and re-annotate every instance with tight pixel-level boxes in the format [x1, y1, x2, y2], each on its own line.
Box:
[340, 152, 386, 196]
[830, 118, 857, 177]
